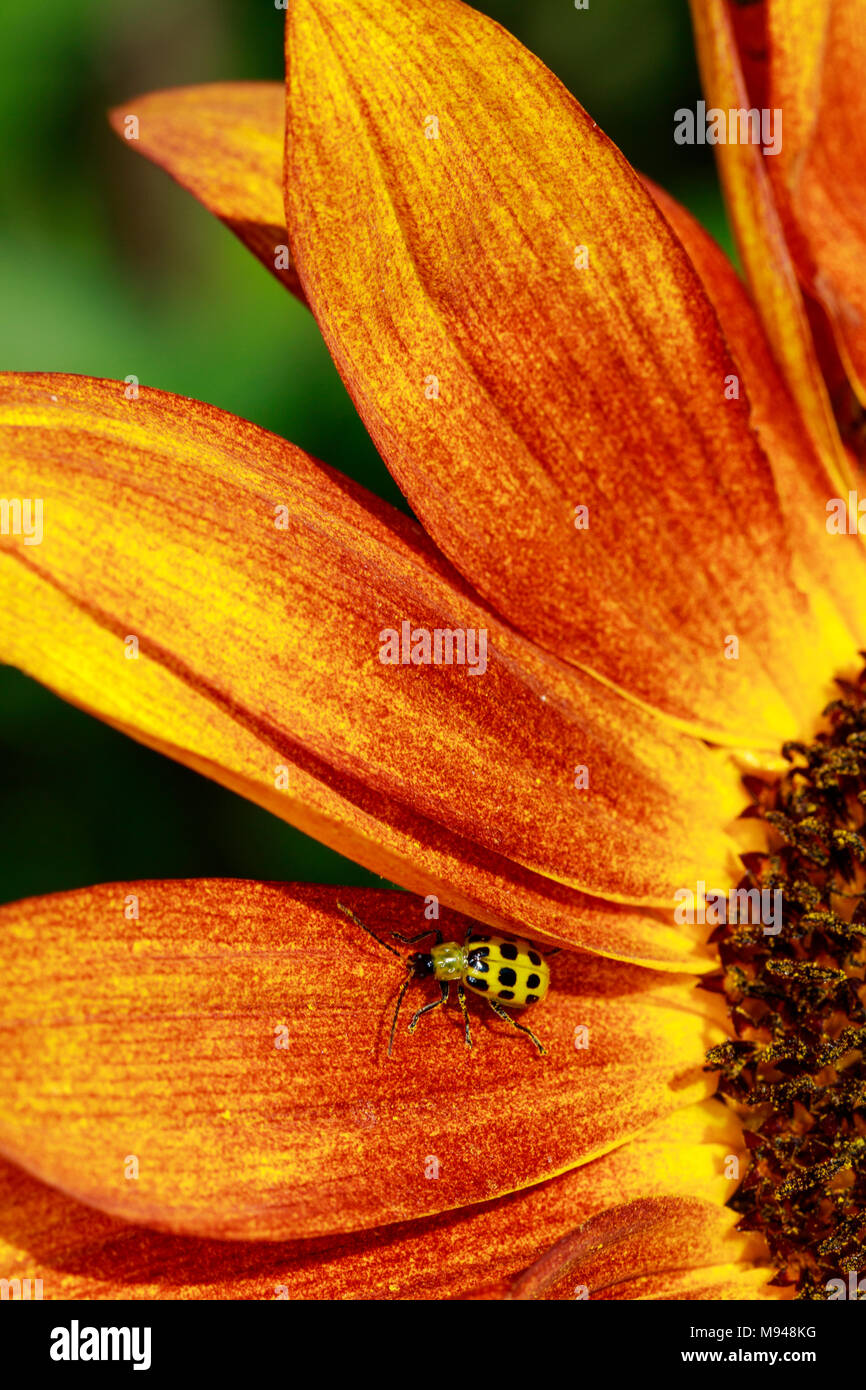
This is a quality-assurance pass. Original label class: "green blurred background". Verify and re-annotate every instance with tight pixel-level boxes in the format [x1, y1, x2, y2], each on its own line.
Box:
[0, 0, 731, 906]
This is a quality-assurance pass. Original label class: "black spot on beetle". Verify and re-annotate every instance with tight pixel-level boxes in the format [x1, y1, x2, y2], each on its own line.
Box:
[525, 994, 539, 1005]
[499, 943, 518, 961]
[498, 967, 517, 987]
[528, 951, 542, 966]
[498, 989, 515, 1001]
[526, 973, 540, 989]
[466, 975, 488, 991]
[467, 950, 490, 972]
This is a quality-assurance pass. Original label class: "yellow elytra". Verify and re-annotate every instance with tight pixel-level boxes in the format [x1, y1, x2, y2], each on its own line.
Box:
[457, 930, 551, 1008]
[337, 905, 553, 1056]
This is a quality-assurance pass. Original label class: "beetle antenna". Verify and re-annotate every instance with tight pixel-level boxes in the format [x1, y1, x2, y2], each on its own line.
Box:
[337, 902, 403, 959]
[388, 973, 414, 1057]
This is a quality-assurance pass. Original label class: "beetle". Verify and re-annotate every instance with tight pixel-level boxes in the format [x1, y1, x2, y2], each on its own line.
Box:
[337, 903, 555, 1055]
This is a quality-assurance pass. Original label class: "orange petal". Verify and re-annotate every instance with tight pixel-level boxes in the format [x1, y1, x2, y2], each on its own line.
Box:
[648, 179, 866, 647]
[108, 83, 305, 304]
[0, 882, 727, 1240]
[687, 0, 852, 492]
[0, 372, 745, 944]
[505, 1195, 770, 1301]
[764, 0, 866, 407]
[284, 0, 841, 748]
[593, 1264, 784, 1300]
[0, 1100, 746, 1299]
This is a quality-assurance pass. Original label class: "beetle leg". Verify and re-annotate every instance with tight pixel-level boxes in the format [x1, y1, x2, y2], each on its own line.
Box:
[457, 981, 473, 1049]
[485, 996, 547, 1055]
[391, 928, 444, 946]
[387, 973, 415, 1057]
[407, 981, 449, 1035]
[338, 902, 403, 959]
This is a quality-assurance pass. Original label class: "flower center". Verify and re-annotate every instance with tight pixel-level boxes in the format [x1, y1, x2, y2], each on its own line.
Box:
[707, 664, 866, 1298]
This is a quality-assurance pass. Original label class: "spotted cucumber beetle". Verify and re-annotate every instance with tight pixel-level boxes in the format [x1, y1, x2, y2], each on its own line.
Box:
[337, 903, 556, 1056]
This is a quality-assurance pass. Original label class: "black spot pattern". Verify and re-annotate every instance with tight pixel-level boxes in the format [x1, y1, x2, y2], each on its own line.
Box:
[526, 973, 540, 989]
[528, 950, 542, 966]
[499, 943, 518, 961]
[498, 967, 517, 987]
[466, 975, 488, 991]
[467, 949, 489, 973]
[498, 989, 515, 1001]
[525, 994, 539, 1005]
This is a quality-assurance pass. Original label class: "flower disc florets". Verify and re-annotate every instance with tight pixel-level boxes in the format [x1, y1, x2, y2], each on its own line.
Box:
[707, 661, 866, 1297]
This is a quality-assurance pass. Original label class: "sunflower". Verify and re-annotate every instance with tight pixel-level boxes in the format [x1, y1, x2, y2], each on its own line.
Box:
[1, 0, 864, 1302]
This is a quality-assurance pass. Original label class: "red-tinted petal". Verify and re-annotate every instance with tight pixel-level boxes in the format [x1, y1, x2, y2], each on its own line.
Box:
[0, 1101, 746, 1299]
[109, 83, 305, 302]
[285, 0, 843, 746]
[505, 1195, 771, 1300]
[687, 0, 852, 491]
[0, 372, 746, 944]
[0, 882, 725, 1240]
[648, 179, 866, 645]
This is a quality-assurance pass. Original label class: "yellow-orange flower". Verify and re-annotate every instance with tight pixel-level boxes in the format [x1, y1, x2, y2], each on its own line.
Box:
[0, 0, 864, 1299]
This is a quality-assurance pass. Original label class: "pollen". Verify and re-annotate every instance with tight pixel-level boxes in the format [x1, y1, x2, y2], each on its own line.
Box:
[706, 660, 866, 1298]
